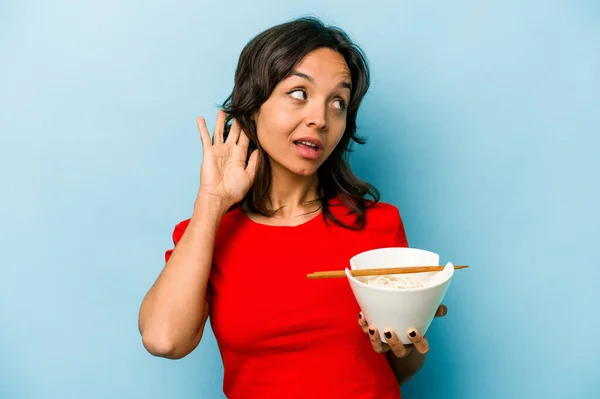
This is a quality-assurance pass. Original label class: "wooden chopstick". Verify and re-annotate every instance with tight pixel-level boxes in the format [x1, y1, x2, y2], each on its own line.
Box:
[306, 265, 468, 279]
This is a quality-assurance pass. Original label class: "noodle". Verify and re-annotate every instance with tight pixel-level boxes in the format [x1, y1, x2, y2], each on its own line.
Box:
[363, 275, 425, 289]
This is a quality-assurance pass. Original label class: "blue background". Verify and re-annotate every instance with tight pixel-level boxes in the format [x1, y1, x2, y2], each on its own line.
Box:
[1, 1, 598, 398]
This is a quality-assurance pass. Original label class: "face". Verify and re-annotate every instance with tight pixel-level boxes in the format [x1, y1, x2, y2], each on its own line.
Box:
[254, 48, 352, 177]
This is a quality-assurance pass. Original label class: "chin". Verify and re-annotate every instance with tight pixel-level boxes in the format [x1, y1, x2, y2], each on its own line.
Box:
[292, 167, 318, 177]
[288, 162, 320, 177]
[270, 156, 322, 178]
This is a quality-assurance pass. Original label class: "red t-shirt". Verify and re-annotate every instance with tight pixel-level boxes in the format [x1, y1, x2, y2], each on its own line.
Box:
[165, 198, 409, 399]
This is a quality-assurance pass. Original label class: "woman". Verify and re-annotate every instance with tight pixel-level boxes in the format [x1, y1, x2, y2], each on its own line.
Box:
[138, 16, 447, 399]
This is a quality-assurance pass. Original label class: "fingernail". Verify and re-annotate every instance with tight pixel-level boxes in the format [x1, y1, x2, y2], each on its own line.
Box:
[409, 330, 417, 338]
[369, 329, 374, 335]
[358, 313, 362, 319]
[384, 331, 392, 339]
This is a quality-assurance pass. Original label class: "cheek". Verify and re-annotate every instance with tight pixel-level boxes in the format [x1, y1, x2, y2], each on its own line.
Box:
[326, 125, 346, 153]
[256, 111, 296, 147]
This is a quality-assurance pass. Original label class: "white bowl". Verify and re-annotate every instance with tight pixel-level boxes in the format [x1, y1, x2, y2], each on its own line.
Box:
[345, 247, 454, 345]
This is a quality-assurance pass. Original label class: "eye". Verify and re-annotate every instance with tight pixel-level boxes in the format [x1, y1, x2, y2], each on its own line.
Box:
[287, 89, 307, 100]
[333, 98, 347, 111]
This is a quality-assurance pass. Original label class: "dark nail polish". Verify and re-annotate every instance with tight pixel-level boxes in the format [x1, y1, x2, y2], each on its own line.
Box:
[369, 329, 374, 335]
[409, 330, 417, 338]
[384, 331, 392, 339]
[358, 313, 362, 319]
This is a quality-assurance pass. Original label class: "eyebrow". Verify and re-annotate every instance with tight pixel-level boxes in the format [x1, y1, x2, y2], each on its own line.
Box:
[290, 71, 352, 92]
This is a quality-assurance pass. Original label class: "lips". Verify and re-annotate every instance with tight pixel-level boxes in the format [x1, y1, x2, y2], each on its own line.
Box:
[292, 137, 323, 151]
[295, 140, 319, 150]
[293, 137, 324, 160]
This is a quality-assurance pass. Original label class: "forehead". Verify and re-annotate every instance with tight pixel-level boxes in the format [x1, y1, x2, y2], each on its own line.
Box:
[294, 48, 351, 81]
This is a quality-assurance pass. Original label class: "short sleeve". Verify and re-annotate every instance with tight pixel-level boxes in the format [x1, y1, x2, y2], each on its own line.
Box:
[164, 219, 191, 263]
[163, 218, 212, 306]
[392, 208, 409, 248]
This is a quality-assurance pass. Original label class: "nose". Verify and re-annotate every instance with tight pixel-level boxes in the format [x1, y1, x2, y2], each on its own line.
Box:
[304, 100, 327, 130]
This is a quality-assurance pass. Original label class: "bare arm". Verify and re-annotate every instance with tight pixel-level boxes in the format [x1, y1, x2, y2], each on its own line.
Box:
[138, 195, 228, 359]
[138, 113, 258, 359]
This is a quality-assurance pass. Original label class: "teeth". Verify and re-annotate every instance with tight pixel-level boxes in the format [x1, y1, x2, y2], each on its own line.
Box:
[298, 141, 317, 148]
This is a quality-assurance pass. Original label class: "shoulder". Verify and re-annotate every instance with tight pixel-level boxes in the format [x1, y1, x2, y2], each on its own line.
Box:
[366, 201, 401, 218]
[170, 208, 241, 240]
[364, 201, 404, 230]
[164, 208, 241, 262]
[364, 201, 408, 247]
[326, 198, 408, 247]
[327, 198, 403, 229]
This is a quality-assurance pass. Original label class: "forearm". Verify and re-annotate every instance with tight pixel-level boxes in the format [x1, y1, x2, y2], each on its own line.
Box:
[386, 349, 426, 386]
[138, 194, 227, 357]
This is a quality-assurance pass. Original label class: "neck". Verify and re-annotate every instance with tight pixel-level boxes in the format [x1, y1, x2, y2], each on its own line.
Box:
[265, 162, 321, 219]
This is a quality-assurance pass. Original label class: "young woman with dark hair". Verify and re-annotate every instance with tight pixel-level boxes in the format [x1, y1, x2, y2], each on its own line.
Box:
[138, 16, 447, 399]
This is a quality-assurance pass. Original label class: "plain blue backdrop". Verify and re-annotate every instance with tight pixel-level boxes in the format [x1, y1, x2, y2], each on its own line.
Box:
[1, 1, 598, 398]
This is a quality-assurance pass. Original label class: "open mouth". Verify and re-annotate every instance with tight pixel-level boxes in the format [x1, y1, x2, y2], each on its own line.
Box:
[294, 140, 320, 151]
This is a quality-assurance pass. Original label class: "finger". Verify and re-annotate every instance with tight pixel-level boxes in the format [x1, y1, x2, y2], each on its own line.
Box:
[358, 312, 369, 334]
[383, 330, 411, 358]
[434, 304, 448, 318]
[227, 117, 241, 144]
[237, 125, 250, 150]
[368, 326, 388, 354]
[196, 117, 211, 148]
[245, 150, 259, 180]
[407, 329, 429, 355]
[214, 110, 226, 144]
